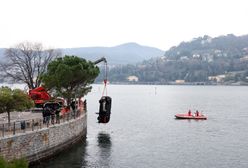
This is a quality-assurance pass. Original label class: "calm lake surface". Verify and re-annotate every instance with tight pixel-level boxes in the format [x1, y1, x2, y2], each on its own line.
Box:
[28, 84, 248, 168]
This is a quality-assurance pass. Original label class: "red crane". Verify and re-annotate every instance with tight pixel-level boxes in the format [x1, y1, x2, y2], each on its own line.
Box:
[28, 86, 51, 108]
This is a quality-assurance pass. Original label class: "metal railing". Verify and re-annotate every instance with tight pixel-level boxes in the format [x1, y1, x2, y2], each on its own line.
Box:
[0, 109, 85, 138]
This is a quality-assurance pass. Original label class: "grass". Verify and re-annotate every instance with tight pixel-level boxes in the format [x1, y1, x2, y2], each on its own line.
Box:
[0, 156, 28, 168]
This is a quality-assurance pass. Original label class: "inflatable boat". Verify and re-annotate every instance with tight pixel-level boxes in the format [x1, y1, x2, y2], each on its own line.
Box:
[175, 113, 207, 120]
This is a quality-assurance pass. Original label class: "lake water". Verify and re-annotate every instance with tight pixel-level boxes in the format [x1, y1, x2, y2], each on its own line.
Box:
[25, 84, 248, 168]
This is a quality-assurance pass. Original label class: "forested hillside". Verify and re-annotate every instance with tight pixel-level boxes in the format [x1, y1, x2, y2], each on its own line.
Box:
[103, 34, 248, 84]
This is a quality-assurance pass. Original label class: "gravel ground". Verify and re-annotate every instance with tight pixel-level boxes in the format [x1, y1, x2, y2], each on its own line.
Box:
[0, 111, 43, 124]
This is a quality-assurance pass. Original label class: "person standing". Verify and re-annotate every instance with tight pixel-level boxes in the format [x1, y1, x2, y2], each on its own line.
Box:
[51, 108, 55, 124]
[70, 100, 76, 118]
[42, 107, 47, 124]
[44, 106, 51, 126]
[55, 109, 60, 124]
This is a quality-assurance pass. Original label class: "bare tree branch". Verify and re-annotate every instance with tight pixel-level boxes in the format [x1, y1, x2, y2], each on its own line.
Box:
[0, 42, 61, 89]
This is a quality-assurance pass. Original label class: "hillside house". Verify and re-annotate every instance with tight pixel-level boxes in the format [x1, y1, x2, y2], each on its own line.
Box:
[127, 76, 139, 82]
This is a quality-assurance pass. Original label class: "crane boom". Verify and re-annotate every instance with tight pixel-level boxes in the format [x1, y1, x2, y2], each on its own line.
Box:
[93, 57, 107, 65]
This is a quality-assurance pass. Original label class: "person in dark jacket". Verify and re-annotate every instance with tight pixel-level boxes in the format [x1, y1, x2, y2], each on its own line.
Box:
[70, 100, 76, 117]
[42, 107, 47, 124]
[44, 106, 51, 125]
[55, 108, 60, 124]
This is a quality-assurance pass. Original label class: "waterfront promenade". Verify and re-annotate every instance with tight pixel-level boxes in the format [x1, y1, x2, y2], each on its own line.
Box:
[0, 108, 87, 163]
[0, 109, 84, 138]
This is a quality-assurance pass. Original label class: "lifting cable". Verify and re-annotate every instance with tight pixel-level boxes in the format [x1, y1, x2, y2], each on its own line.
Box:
[102, 61, 108, 96]
[98, 59, 112, 124]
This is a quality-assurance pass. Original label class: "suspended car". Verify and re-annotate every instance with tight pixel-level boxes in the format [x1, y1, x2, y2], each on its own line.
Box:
[97, 96, 112, 123]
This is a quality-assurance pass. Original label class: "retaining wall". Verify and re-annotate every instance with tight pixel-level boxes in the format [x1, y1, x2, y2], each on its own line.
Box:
[0, 113, 87, 164]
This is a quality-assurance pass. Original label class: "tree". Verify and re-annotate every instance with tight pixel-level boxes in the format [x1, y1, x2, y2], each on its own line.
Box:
[0, 42, 61, 89]
[42, 55, 100, 104]
[0, 86, 34, 124]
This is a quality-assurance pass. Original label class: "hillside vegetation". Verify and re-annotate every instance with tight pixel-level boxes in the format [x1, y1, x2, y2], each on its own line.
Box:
[104, 34, 248, 85]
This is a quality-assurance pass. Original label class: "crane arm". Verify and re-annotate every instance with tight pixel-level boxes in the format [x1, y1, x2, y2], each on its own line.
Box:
[93, 57, 107, 65]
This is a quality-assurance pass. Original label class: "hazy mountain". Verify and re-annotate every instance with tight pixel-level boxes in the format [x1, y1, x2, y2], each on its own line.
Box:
[0, 48, 4, 59]
[62, 43, 164, 65]
[0, 43, 164, 65]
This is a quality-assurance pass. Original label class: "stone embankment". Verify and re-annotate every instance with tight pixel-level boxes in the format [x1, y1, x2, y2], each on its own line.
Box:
[0, 111, 87, 164]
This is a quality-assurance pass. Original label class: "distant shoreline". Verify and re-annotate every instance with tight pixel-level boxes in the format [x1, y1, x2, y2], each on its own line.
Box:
[95, 81, 248, 86]
[1, 82, 248, 89]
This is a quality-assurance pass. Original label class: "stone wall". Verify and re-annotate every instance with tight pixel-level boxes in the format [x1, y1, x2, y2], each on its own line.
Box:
[0, 113, 87, 163]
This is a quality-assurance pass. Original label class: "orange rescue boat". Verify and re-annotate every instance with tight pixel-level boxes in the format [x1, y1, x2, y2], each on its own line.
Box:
[175, 111, 207, 120]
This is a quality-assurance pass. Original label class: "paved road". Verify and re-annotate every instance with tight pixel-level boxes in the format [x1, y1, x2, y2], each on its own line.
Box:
[0, 111, 42, 124]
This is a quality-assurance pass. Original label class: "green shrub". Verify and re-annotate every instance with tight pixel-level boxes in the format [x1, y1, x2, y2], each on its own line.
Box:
[0, 156, 8, 168]
[0, 157, 28, 168]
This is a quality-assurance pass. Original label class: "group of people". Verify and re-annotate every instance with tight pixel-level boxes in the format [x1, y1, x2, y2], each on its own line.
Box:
[42, 99, 82, 125]
[188, 109, 200, 116]
[42, 103, 61, 125]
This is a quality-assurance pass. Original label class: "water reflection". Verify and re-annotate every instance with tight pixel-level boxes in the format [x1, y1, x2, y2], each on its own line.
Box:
[96, 132, 112, 167]
[97, 132, 112, 148]
[31, 138, 87, 168]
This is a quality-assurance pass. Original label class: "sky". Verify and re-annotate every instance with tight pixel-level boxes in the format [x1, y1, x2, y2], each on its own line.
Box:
[0, 0, 248, 50]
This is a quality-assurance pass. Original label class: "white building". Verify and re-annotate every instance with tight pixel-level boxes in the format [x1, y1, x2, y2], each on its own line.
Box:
[127, 76, 139, 82]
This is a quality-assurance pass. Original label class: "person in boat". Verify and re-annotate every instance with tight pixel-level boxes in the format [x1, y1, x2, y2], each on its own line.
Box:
[188, 110, 192, 116]
[195, 110, 199, 117]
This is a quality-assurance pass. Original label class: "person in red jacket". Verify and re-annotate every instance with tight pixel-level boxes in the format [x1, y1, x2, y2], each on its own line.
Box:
[195, 110, 199, 117]
[188, 110, 192, 116]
